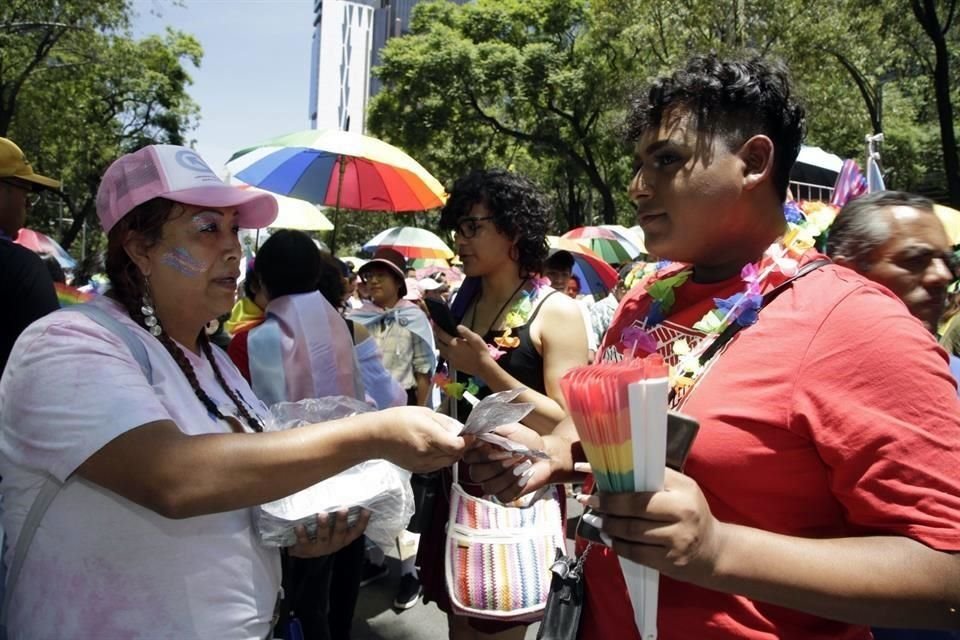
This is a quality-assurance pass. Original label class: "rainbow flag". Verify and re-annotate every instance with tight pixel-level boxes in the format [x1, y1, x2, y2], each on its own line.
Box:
[55, 282, 93, 307]
[224, 297, 265, 336]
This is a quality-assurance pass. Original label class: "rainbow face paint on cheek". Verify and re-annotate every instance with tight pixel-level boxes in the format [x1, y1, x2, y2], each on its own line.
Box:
[161, 247, 208, 277]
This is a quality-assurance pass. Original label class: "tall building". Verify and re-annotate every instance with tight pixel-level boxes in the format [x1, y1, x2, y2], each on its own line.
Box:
[309, 0, 470, 133]
[309, 0, 378, 133]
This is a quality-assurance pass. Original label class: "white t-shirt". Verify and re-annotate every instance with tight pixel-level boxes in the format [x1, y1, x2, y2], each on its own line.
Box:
[0, 297, 280, 639]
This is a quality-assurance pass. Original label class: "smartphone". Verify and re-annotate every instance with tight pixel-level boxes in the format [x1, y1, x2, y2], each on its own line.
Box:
[576, 411, 700, 546]
[424, 297, 460, 336]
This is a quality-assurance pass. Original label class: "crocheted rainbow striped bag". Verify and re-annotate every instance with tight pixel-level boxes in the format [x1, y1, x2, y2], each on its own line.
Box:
[444, 482, 565, 621]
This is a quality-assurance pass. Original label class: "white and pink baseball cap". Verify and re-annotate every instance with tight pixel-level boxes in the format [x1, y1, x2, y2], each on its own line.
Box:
[96, 145, 278, 233]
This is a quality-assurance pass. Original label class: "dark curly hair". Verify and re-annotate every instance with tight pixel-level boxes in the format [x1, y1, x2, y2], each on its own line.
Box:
[438, 169, 549, 276]
[626, 53, 806, 201]
[254, 229, 322, 299]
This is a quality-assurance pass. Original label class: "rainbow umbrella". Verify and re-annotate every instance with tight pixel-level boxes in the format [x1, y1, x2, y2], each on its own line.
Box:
[226, 129, 446, 252]
[363, 226, 455, 260]
[409, 257, 450, 270]
[14, 228, 76, 268]
[563, 225, 645, 264]
[548, 236, 618, 295]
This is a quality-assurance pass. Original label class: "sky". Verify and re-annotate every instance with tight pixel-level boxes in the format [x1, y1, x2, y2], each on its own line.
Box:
[132, 0, 316, 175]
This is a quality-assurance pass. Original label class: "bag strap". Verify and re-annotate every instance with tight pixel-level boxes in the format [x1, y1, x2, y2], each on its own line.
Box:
[68, 303, 154, 381]
[697, 258, 832, 366]
[666, 258, 831, 406]
[0, 303, 154, 628]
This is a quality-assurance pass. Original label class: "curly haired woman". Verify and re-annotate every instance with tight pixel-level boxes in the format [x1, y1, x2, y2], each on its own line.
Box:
[417, 168, 589, 639]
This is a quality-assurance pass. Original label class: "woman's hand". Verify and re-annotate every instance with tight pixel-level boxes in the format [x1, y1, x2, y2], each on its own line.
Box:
[463, 422, 556, 502]
[435, 325, 494, 379]
[585, 468, 726, 584]
[377, 406, 469, 473]
[288, 509, 369, 558]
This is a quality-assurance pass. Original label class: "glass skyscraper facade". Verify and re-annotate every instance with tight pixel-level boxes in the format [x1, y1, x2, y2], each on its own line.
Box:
[310, 0, 470, 132]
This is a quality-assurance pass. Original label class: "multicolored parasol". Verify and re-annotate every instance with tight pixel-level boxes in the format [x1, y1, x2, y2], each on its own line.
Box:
[562, 225, 646, 263]
[235, 185, 333, 231]
[14, 228, 76, 268]
[226, 129, 446, 252]
[363, 226, 455, 260]
[547, 236, 618, 295]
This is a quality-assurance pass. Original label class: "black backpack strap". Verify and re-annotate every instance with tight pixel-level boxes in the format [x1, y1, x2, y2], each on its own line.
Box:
[697, 258, 832, 366]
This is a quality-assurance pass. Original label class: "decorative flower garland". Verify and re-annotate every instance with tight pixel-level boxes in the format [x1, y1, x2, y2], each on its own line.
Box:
[435, 276, 553, 400]
[621, 200, 835, 391]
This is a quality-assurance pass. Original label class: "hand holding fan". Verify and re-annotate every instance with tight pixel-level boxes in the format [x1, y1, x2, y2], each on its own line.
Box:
[559, 355, 670, 640]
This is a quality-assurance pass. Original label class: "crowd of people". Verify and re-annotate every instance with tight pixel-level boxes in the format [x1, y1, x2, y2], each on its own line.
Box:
[0, 51, 958, 640]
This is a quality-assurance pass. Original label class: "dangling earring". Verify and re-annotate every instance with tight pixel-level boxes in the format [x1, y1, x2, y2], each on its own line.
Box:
[141, 280, 162, 337]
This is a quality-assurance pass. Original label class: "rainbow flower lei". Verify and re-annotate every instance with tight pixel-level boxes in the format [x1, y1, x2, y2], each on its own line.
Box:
[621, 201, 835, 390]
[434, 276, 553, 400]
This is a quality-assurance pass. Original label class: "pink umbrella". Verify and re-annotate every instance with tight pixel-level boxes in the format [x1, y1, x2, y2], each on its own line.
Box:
[14, 229, 76, 268]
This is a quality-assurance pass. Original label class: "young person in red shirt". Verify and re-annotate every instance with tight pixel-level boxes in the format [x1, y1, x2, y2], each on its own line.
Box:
[464, 54, 960, 638]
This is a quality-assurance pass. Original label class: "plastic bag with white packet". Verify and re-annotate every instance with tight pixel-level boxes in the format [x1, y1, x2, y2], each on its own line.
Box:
[254, 395, 419, 551]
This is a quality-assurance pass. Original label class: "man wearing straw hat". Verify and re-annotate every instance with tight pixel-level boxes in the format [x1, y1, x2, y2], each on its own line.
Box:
[465, 54, 960, 639]
[0, 137, 61, 378]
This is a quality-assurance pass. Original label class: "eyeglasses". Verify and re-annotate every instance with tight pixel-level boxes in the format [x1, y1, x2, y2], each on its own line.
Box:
[454, 216, 495, 239]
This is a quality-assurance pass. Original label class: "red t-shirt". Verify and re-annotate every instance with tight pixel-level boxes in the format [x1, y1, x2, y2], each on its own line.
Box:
[578, 258, 960, 640]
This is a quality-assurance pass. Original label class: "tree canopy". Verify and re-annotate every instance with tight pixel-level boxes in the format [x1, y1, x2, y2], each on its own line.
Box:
[2, 0, 201, 265]
[369, 0, 959, 229]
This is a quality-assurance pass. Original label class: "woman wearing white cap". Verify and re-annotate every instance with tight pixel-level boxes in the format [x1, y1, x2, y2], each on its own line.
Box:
[0, 145, 467, 639]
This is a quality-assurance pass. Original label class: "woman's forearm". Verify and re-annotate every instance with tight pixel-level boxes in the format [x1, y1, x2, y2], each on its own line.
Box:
[79, 414, 386, 519]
